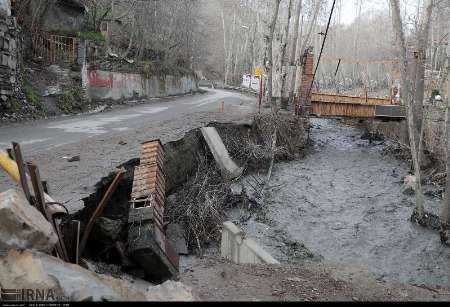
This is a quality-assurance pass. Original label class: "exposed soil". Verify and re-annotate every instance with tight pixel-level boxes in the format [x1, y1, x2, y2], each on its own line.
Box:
[180, 255, 449, 301]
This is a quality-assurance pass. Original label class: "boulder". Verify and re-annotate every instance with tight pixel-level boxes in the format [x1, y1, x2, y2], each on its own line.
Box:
[0, 250, 144, 301]
[30, 0, 88, 33]
[0, 189, 58, 253]
[0, 0, 11, 17]
[0, 250, 196, 301]
[145, 280, 196, 301]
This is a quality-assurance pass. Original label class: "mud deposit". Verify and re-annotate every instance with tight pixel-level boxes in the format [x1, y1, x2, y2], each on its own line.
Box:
[238, 118, 450, 287]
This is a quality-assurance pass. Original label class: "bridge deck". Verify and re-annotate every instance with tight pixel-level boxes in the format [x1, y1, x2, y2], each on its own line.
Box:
[310, 93, 404, 119]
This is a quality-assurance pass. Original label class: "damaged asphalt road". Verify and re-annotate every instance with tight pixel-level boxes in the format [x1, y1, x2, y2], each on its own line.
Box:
[0, 88, 257, 213]
[0, 89, 255, 153]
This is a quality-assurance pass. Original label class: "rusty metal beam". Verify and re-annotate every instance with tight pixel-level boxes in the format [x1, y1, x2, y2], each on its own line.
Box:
[78, 168, 125, 259]
[27, 161, 69, 262]
[11, 143, 32, 205]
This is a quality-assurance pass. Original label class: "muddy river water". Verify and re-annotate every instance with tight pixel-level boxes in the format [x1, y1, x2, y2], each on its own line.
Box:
[237, 118, 450, 287]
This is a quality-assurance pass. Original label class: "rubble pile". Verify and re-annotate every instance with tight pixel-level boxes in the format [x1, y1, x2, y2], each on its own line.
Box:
[0, 143, 195, 302]
[0, 189, 194, 301]
[0, 115, 309, 301]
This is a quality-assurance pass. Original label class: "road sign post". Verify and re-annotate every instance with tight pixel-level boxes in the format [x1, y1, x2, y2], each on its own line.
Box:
[255, 67, 263, 114]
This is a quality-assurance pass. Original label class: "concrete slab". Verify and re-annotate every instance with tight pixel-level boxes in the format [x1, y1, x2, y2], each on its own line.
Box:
[220, 221, 279, 265]
[200, 127, 243, 180]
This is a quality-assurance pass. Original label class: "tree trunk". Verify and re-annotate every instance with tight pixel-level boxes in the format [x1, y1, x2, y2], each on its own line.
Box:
[287, 0, 303, 103]
[280, 0, 294, 108]
[264, 0, 282, 109]
[221, 4, 229, 84]
[441, 20, 450, 240]
[415, 0, 434, 169]
[389, 0, 426, 220]
[227, 10, 237, 84]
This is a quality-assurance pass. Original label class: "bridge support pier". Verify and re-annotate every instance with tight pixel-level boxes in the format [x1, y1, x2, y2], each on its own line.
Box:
[296, 47, 314, 116]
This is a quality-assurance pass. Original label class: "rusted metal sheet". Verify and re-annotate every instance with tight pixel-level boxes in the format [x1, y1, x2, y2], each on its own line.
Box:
[311, 93, 392, 106]
[375, 105, 406, 118]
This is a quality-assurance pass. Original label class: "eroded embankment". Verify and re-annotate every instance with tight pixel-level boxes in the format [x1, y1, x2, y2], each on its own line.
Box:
[65, 114, 309, 281]
[235, 118, 450, 287]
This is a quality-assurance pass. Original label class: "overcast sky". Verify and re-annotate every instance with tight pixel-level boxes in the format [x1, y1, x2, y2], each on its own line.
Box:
[337, 0, 421, 25]
[339, 0, 389, 24]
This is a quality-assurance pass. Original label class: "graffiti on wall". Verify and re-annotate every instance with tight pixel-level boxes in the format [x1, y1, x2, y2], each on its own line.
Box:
[87, 68, 143, 89]
[88, 69, 113, 88]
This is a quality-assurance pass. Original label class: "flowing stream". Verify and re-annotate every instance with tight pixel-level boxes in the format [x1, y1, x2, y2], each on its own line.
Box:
[237, 118, 450, 287]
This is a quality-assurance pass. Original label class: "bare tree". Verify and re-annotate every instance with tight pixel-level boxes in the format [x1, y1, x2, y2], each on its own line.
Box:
[264, 0, 282, 108]
[389, 0, 435, 221]
[441, 19, 450, 242]
[295, 0, 322, 96]
[287, 0, 303, 104]
[279, 0, 294, 108]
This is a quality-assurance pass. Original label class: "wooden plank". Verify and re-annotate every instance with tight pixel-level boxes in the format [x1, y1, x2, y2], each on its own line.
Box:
[311, 93, 392, 106]
[311, 102, 375, 118]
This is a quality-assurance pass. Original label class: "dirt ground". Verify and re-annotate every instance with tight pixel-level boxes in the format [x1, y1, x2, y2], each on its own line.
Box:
[180, 256, 450, 301]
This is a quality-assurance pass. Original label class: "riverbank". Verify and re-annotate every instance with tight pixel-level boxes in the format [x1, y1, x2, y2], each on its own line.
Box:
[232, 118, 450, 287]
[179, 117, 450, 301]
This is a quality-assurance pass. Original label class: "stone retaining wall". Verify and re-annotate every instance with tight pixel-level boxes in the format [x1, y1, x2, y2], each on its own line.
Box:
[0, 12, 19, 108]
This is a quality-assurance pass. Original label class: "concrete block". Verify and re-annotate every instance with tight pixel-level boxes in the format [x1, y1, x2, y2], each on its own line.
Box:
[220, 221, 279, 265]
[200, 127, 243, 180]
[0, 189, 58, 253]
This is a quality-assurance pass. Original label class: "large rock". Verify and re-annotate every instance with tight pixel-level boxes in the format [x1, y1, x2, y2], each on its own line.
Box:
[0, 250, 196, 301]
[145, 280, 196, 301]
[0, 250, 143, 301]
[0, 189, 57, 253]
[29, 0, 88, 32]
[0, 250, 63, 300]
[0, 0, 11, 17]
